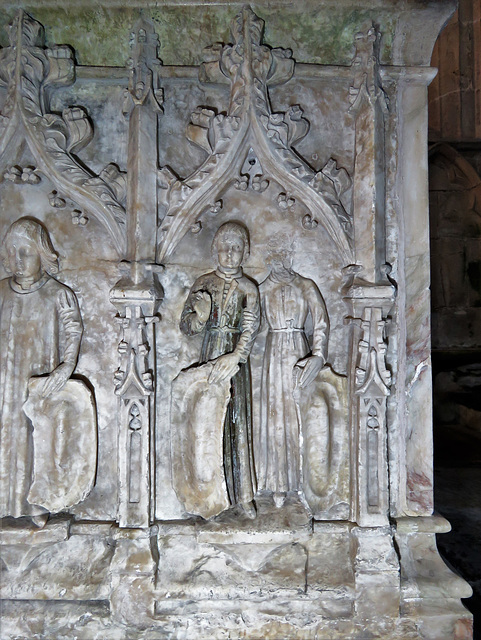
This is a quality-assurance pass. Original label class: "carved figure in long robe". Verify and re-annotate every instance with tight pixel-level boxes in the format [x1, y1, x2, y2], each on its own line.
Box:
[257, 237, 329, 507]
[179, 222, 260, 518]
[0, 218, 83, 525]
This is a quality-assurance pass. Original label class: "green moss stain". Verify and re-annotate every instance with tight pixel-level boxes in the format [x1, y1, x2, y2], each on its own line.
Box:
[1, 6, 138, 66]
[0, 4, 395, 67]
[262, 6, 394, 66]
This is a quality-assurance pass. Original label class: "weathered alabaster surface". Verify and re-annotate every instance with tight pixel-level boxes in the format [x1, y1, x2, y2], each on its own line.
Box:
[23, 378, 97, 513]
[0, 217, 94, 525]
[0, 2, 473, 639]
[171, 361, 232, 519]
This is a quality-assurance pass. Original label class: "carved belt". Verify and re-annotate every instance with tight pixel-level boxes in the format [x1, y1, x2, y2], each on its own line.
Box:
[208, 326, 241, 334]
[269, 327, 303, 332]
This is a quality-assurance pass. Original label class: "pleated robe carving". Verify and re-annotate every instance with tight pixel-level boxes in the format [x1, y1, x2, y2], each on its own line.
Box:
[257, 272, 329, 495]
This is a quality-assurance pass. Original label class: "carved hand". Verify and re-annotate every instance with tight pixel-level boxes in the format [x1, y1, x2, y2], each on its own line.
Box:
[297, 355, 325, 389]
[39, 362, 74, 398]
[209, 353, 240, 384]
[193, 291, 212, 323]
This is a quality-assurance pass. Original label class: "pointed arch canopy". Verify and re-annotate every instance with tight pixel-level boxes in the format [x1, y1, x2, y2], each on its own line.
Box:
[0, 10, 127, 256]
[156, 6, 353, 265]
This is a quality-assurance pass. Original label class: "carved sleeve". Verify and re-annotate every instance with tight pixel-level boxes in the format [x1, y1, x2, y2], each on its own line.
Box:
[258, 285, 268, 333]
[307, 280, 329, 360]
[234, 283, 260, 364]
[179, 280, 208, 336]
[58, 287, 83, 366]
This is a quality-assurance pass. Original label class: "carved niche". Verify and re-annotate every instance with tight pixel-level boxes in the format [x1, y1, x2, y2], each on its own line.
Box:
[151, 5, 360, 522]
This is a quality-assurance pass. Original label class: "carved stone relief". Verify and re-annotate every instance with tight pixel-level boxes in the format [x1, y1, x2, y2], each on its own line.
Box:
[174, 221, 259, 519]
[0, 2, 473, 638]
[156, 5, 353, 265]
[0, 218, 96, 525]
[256, 233, 349, 517]
[154, 6, 355, 524]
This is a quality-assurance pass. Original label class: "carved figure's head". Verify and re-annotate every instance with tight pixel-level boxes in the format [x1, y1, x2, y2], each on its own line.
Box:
[266, 232, 294, 271]
[1, 217, 59, 279]
[212, 221, 250, 272]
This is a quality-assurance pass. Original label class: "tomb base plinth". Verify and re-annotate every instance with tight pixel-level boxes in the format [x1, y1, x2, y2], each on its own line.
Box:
[0, 508, 472, 639]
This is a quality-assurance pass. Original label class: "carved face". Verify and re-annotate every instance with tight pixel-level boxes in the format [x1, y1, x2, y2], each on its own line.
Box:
[268, 248, 293, 271]
[216, 233, 245, 273]
[7, 236, 43, 282]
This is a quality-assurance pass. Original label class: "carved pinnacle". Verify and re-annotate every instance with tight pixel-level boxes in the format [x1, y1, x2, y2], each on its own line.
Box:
[349, 24, 388, 115]
[199, 5, 293, 118]
[124, 17, 163, 116]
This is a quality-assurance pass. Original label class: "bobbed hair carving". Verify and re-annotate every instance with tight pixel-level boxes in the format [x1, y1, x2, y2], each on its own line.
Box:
[1, 217, 59, 276]
[211, 221, 250, 263]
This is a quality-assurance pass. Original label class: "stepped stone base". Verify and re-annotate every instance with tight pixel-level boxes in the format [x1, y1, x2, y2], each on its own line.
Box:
[0, 510, 472, 639]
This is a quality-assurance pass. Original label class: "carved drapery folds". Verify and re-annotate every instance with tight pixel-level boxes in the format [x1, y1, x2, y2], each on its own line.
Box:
[1, 3, 474, 635]
[156, 6, 353, 264]
[0, 7, 399, 532]
[0, 10, 126, 255]
[0, 217, 96, 521]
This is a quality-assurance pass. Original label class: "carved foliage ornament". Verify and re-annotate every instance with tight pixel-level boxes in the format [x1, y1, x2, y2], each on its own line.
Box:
[156, 5, 353, 264]
[0, 10, 127, 255]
